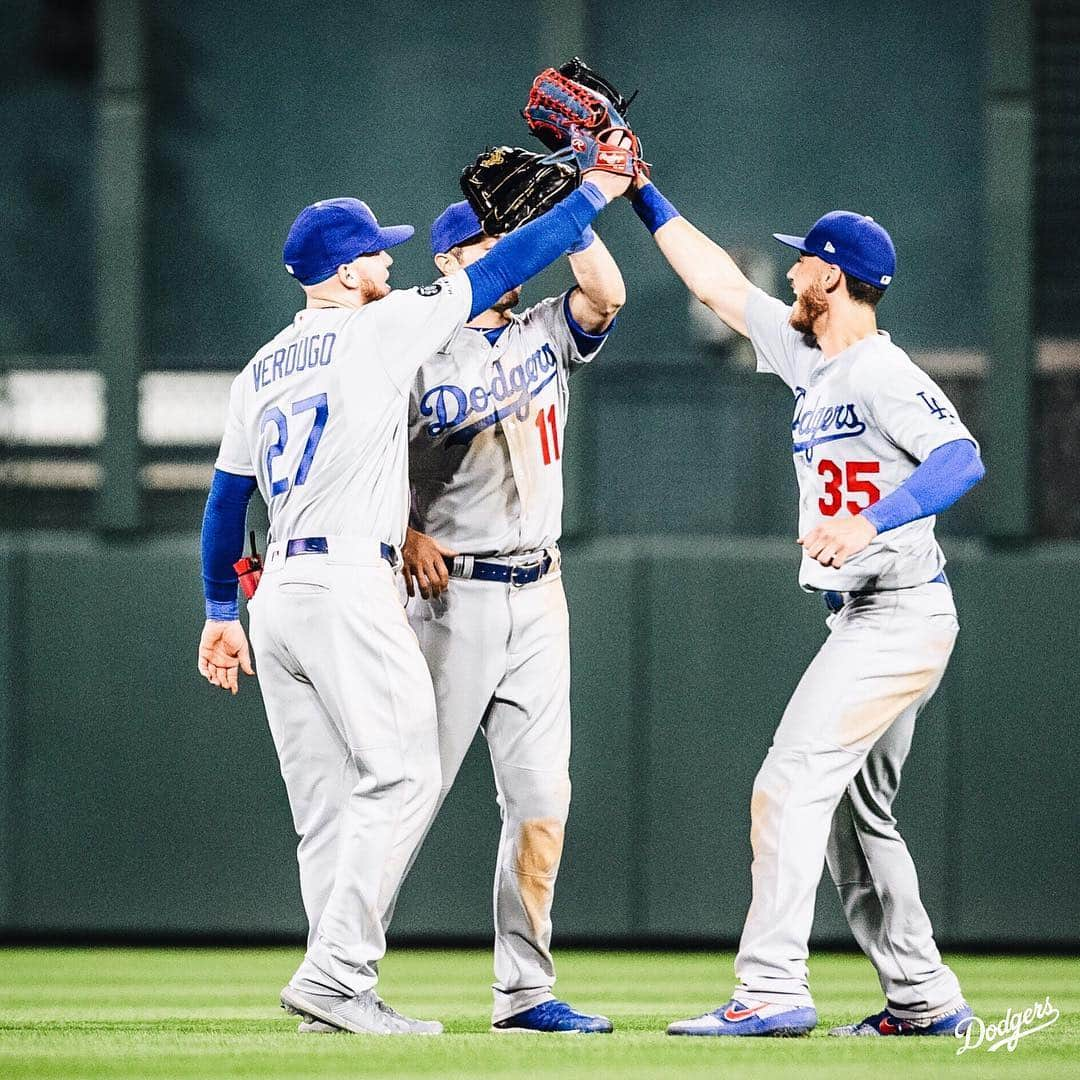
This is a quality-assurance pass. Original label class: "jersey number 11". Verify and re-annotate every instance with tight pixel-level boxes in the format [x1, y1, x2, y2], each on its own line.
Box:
[535, 404, 561, 465]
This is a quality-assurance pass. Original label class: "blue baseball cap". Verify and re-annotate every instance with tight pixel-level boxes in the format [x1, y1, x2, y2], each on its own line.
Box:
[430, 200, 484, 256]
[283, 198, 414, 286]
[773, 210, 896, 288]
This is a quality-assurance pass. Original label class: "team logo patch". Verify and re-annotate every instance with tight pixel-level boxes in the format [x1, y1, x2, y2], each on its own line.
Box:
[917, 390, 955, 420]
[416, 284, 442, 297]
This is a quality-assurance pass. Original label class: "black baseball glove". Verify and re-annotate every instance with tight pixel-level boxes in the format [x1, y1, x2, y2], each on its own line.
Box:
[557, 56, 636, 118]
[459, 145, 579, 236]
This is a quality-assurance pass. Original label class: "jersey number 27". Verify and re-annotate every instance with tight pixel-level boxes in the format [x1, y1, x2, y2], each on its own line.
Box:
[818, 459, 880, 516]
[262, 393, 328, 496]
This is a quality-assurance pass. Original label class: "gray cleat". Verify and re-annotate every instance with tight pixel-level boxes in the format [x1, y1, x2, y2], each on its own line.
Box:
[297, 1019, 339, 1034]
[284, 986, 443, 1035]
[281, 986, 396, 1035]
[373, 996, 444, 1035]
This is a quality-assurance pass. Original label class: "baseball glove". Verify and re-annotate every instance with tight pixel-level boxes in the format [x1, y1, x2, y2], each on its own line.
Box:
[460, 145, 579, 235]
[522, 57, 635, 153]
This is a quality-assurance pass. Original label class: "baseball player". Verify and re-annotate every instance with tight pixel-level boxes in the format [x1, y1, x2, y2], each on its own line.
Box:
[401, 198, 623, 1034]
[196, 143, 637, 1034]
[624, 177, 985, 1037]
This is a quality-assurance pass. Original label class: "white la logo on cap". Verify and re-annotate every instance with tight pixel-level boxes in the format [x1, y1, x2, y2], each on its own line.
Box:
[880, 274, 892, 284]
[824, 241, 836, 253]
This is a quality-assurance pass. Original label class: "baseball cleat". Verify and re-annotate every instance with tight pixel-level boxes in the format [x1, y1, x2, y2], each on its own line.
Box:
[829, 1002, 974, 1037]
[297, 1019, 339, 1034]
[492, 999, 613, 1034]
[280, 985, 442, 1035]
[667, 998, 817, 1037]
[372, 996, 445, 1035]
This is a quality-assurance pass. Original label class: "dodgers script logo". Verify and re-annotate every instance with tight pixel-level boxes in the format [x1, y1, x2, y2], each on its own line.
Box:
[791, 386, 867, 461]
[420, 344, 559, 446]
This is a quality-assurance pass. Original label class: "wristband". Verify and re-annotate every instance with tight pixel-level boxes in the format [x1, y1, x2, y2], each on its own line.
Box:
[631, 183, 681, 234]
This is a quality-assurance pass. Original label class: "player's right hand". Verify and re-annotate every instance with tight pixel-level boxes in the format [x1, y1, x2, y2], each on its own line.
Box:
[198, 619, 255, 695]
[402, 527, 458, 600]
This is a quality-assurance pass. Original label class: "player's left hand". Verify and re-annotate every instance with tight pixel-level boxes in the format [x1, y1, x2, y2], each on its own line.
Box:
[198, 619, 255, 695]
[798, 515, 878, 569]
[402, 527, 459, 600]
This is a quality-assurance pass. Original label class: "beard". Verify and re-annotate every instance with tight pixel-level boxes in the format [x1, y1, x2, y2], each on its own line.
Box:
[360, 277, 391, 302]
[492, 287, 521, 313]
[789, 278, 828, 335]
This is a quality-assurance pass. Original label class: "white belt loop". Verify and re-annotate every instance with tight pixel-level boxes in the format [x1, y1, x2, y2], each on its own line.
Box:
[451, 555, 475, 579]
[263, 540, 287, 573]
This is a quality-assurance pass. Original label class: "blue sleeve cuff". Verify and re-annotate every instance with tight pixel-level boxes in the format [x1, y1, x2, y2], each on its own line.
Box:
[562, 289, 613, 356]
[630, 182, 681, 234]
[205, 599, 240, 621]
[566, 225, 596, 255]
[862, 488, 923, 534]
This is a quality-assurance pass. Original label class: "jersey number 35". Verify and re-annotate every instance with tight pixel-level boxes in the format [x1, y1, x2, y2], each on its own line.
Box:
[818, 458, 880, 516]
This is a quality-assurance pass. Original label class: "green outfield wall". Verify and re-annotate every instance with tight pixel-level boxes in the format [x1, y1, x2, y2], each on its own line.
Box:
[1, 532, 1076, 948]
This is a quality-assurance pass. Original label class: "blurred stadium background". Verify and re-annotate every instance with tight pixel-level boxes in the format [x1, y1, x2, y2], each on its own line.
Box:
[0, 0, 1077, 953]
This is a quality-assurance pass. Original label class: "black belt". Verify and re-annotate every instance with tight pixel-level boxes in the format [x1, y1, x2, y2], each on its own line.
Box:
[451, 553, 554, 587]
[824, 570, 948, 613]
[285, 536, 395, 564]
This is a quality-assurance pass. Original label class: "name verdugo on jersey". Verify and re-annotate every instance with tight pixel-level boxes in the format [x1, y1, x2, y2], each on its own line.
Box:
[252, 332, 337, 392]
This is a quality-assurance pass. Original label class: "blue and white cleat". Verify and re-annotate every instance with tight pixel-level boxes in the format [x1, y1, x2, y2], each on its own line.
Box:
[829, 1002, 974, 1037]
[667, 998, 817, 1037]
[492, 999, 613, 1034]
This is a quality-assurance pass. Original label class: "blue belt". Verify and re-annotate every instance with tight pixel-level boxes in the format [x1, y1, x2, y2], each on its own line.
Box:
[454, 553, 554, 587]
[824, 570, 948, 614]
[285, 536, 395, 564]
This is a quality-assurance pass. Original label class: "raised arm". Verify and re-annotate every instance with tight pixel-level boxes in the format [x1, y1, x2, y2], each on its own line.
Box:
[465, 171, 630, 318]
[567, 229, 625, 332]
[629, 178, 753, 337]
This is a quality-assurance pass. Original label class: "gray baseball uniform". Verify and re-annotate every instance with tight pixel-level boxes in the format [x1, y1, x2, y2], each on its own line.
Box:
[214, 276, 471, 999]
[735, 287, 974, 1016]
[406, 290, 606, 1023]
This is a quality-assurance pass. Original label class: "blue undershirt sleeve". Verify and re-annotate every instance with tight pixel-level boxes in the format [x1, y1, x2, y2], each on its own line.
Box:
[861, 439, 984, 534]
[200, 468, 258, 620]
[562, 289, 613, 356]
[465, 182, 608, 318]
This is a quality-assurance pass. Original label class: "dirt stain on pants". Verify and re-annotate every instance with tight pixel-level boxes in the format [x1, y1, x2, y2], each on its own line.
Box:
[515, 817, 565, 936]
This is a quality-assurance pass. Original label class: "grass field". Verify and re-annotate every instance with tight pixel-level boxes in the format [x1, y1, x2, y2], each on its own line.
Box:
[0, 948, 1076, 1079]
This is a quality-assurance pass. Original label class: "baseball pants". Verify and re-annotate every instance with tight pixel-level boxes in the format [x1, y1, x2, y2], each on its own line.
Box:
[735, 580, 964, 1016]
[249, 541, 440, 998]
[408, 564, 572, 1023]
